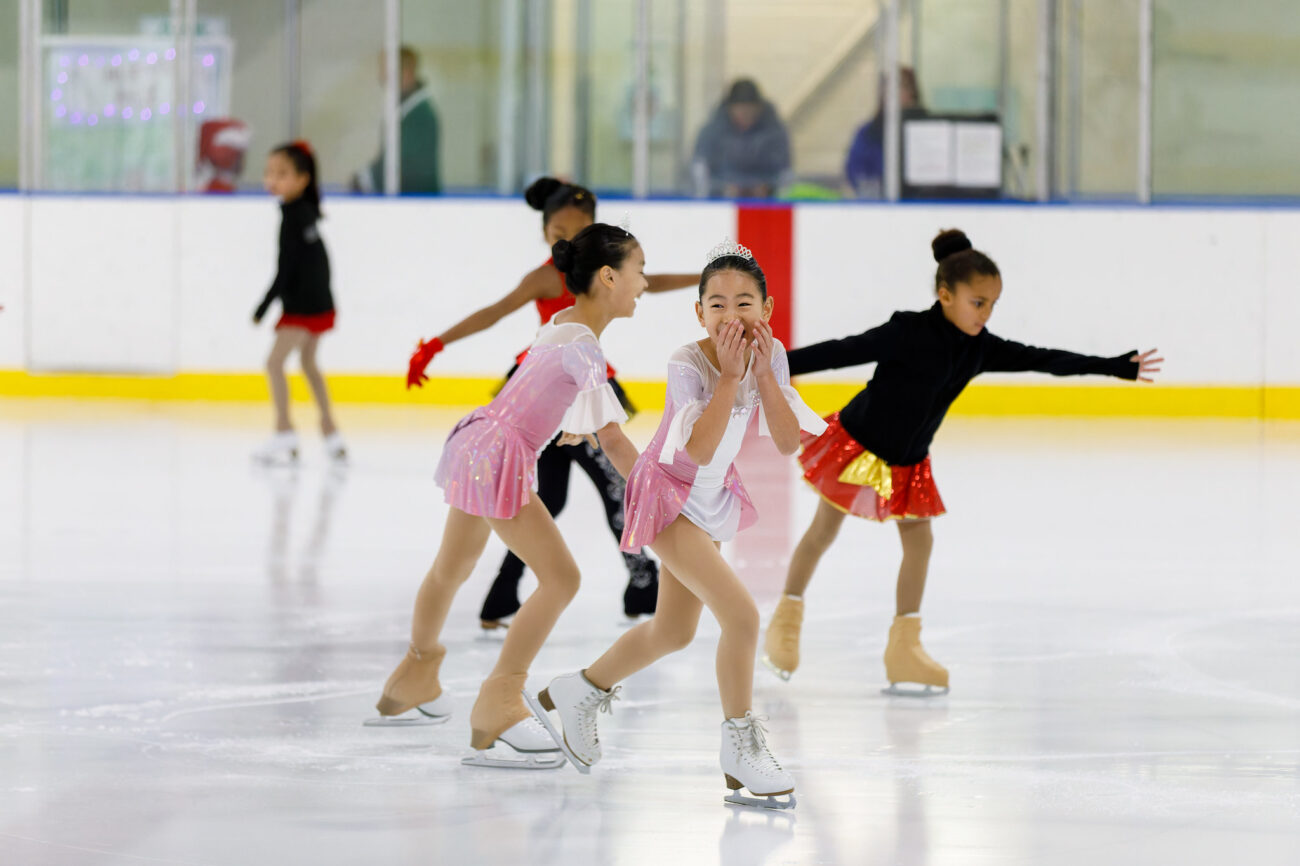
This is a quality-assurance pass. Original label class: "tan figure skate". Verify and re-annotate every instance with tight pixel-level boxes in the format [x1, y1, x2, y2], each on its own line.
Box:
[462, 672, 564, 770]
[882, 615, 949, 697]
[761, 595, 804, 681]
[366, 642, 452, 726]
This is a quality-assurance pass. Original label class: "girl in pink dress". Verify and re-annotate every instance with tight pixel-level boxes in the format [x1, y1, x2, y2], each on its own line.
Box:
[369, 223, 647, 770]
[528, 241, 826, 809]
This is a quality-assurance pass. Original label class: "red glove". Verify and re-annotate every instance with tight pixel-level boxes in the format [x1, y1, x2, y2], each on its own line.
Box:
[407, 337, 445, 389]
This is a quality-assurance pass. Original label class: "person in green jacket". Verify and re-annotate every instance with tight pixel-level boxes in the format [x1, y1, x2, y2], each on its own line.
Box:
[352, 46, 441, 195]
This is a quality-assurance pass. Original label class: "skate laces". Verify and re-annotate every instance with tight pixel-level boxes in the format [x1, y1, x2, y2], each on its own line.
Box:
[739, 713, 784, 773]
[587, 684, 621, 717]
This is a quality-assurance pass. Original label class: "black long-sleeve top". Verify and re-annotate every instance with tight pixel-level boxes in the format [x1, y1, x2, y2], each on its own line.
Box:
[255, 197, 333, 321]
[788, 302, 1139, 466]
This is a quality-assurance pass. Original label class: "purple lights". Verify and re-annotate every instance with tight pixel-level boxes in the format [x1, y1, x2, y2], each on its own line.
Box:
[87, 115, 98, 126]
[202, 54, 215, 67]
[193, 101, 206, 115]
[57, 72, 68, 84]
[59, 57, 71, 68]
[159, 103, 171, 115]
[165, 49, 176, 61]
[70, 112, 82, 124]
[54, 106, 67, 118]
[146, 52, 157, 64]
[128, 50, 140, 61]
[51, 89, 63, 101]
[111, 55, 122, 66]
[121, 107, 133, 119]
[78, 55, 89, 67]
[104, 104, 116, 117]
[140, 108, 152, 121]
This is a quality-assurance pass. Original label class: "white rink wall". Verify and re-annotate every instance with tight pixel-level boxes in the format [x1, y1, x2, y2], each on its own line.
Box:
[2, 193, 1298, 387]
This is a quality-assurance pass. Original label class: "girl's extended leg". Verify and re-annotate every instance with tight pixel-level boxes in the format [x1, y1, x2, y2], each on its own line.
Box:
[298, 334, 338, 437]
[582, 562, 703, 688]
[265, 327, 310, 432]
[408, 507, 493, 650]
[782, 498, 847, 597]
[895, 518, 933, 615]
[588, 517, 758, 718]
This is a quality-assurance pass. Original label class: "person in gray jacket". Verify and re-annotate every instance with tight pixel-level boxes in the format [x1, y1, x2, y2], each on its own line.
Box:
[692, 79, 791, 199]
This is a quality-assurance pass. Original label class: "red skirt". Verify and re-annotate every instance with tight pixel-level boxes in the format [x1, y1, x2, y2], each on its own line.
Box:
[798, 412, 945, 521]
[276, 310, 336, 334]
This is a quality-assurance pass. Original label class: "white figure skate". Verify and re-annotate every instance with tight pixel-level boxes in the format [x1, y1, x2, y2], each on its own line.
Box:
[324, 432, 348, 464]
[524, 672, 621, 774]
[253, 431, 299, 466]
[363, 693, 452, 727]
[720, 712, 796, 810]
[460, 716, 565, 770]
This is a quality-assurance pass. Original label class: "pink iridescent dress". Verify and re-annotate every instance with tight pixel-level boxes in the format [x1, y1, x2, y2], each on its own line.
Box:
[621, 339, 827, 552]
[435, 318, 627, 519]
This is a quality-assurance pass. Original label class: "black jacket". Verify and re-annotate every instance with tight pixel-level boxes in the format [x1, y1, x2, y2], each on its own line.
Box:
[788, 302, 1138, 466]
[255, 197, 333, 320]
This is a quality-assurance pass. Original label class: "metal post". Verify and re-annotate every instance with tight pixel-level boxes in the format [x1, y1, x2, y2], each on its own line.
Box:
[498, 0, 522, 194]
[574, 0, 591, 182]
[997, 0, 1009, 120]
[284, 0, 300, 138]
[632, 0, 650, 198]
[175, 0, 195, 193]
[525, 0, 548, 181]
[883, 0, 901, 202]
[18, 0, 33, 190]
[383, 0, 400, 195]
[1066, 0, 1081, 198]
[1137, 0, 1152, 203]
[1035, 0, 1056, 202]
[673, 0, 687, 194]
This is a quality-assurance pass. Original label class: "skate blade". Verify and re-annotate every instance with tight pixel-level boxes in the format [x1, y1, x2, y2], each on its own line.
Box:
[460, 746, 566, 771]
[760, 655, 793, 682]
[477, 618, 512, 639]
[363, 706, 452, 727]
[522, 689, 591, 775]
[724, 791, 797, 811]
[881, 683, 949, 698]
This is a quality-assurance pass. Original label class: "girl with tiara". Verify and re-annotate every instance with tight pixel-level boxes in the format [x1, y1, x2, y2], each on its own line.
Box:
[368, 223, 648, 770]
[406, 177, 698, 629]
[527, 241, 826, 810]
[762, 228, 1162, 695]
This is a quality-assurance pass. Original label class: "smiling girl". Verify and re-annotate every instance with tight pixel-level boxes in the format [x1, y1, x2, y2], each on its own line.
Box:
[762, 228, 1163, 696]
[527, 240, 825, 810]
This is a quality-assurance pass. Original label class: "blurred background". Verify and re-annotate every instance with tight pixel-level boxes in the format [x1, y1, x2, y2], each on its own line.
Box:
[4, 0, 1298, 202]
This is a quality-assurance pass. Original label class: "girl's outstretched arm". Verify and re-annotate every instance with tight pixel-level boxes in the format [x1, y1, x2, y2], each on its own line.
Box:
[434, 264, 560, 347]
[751, 322, 801, 455]
[594, 423, 640, 479]
[645, 273, 700, 294]
[983, 335, 1164, 382]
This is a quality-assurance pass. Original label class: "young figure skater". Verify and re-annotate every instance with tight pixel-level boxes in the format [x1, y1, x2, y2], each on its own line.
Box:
[762, 228, 1163, 695]
[252, 141, 346, 465]
[370, 223, 646, 770]
[406, 177, 698, 628]
[527, 241, 826, 809]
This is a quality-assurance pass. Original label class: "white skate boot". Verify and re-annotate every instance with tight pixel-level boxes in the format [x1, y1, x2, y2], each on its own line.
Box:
[720, 712, 796, 810]
[324, 432, 348, 464]
[461, 716, 565, 770]
[460, 673, 564, 770]
[524, 671, 621, 775]
[253, 431, 299, 466]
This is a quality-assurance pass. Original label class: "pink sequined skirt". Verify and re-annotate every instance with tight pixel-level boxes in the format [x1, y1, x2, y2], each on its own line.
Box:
[434, 411, 537, 520]
[620, 456, 757, 553]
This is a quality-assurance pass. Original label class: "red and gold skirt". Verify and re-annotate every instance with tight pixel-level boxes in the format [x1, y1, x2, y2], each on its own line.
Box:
[798, 412, 945, 521]
[276, 310, 336, 334]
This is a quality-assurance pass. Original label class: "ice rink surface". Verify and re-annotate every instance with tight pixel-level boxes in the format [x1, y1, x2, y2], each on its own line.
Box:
[1, 399, 1297, 866]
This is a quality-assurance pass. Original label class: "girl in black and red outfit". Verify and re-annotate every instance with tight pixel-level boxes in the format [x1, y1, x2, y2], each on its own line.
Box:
[406, 177, 699, 627]
[762, 228, 1163, 695]
[252, 141, 345, 465]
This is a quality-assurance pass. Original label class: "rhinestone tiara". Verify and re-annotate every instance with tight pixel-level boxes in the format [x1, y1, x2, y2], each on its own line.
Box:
[706, 237, 753, 265]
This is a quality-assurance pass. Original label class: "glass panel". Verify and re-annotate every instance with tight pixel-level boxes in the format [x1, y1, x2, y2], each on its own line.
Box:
[37, 0, 179, 191]
[191, 2, 289, 193]
[298, 0, 386, 193]
[0, 0, 17, 189]
[1002, 0, 1040, 200]
[402, 0, 507, 193]
[1055, 0, 1140, 200]
[1152, 0, 1300, 198]
[580, 0, 635, 193]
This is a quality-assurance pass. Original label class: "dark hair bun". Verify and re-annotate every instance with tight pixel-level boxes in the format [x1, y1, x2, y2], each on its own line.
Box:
[551, 238, 577, 273]
[525, 177, 564, 211]
[932, 229, 973, 263]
